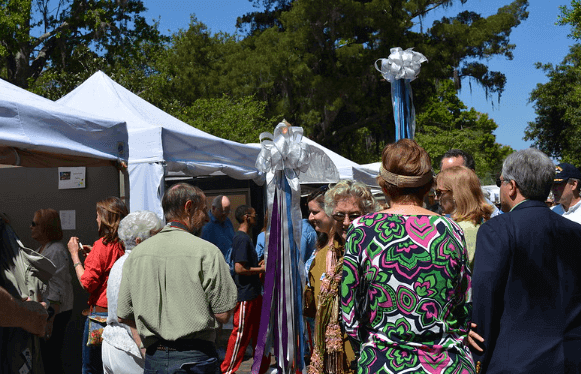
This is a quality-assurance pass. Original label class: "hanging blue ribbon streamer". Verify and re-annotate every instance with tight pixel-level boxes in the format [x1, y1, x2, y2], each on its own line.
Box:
[375, 47, 427, 140]
[391, 78, 415, 140]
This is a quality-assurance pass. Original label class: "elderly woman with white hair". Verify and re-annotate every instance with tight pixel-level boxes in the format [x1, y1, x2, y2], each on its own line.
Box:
[101, 211, 163, 374]
[308, 180, 379, 374]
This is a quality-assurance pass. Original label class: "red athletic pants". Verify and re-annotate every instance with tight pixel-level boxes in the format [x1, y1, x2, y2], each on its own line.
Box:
[221, 295, 270, 374]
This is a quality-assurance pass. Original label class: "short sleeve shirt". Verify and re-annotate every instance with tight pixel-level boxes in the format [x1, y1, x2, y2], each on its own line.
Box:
[231, 231, 261, 302]
[117, 226, 237, 348]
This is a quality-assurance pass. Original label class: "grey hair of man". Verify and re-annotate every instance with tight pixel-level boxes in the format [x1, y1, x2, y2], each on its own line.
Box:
[501, 148, 555, 201]
[118, 211, 163, 252]
[212, 195, 225, 209]
[162, 183, 205, 222]
[324, 179, 380, 217]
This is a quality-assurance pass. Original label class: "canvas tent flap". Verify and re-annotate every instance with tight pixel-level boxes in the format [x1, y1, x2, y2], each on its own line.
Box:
[128, 162, 165, 219]
[57, 71, 265, 216]
[301, 138, 379, 187]
[57, 71, 263, 179]
[0, 78, 128, 167]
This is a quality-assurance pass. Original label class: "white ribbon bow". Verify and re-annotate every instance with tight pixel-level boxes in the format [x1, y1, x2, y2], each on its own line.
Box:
[255, 122, 311, 180]
[375, 47, 428, 82]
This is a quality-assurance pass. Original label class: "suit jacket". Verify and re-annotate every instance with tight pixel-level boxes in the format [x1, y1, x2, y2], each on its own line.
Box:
[472, 199, 581, 373]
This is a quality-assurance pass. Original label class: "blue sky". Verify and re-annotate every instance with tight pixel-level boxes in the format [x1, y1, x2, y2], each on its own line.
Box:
[143, 0, 575, 151]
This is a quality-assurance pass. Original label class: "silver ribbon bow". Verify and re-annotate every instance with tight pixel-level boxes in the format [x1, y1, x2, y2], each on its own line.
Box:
[375, 47, 428, 82]
[256, 122, 311, 178]
[256, 121, 311, 261]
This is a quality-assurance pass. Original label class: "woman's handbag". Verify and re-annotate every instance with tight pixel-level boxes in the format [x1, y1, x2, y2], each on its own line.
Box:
[303, 284, 316, 318]
[86, 314, 107, 346]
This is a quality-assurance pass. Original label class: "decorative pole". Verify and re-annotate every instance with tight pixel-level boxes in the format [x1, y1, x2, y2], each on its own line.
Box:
[375, 47, 428, 140]
[252, 121, 311, 373]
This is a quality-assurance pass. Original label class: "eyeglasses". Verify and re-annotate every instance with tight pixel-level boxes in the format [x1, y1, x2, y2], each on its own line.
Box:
[31, 221, 37, 227]
[496, 177, 510, 187]
[332, 212, 361, 222]
[434, 189, 449, 198]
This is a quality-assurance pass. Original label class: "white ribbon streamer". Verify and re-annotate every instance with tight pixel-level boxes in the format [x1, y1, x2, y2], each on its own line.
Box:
[375, 47, 428, 83]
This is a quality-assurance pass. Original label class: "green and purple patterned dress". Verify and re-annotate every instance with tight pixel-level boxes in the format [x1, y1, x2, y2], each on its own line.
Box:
[341, 212, 475, 374]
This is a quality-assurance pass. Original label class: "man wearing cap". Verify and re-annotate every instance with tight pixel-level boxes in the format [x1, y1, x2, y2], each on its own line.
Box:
[551, 163, 581, 224]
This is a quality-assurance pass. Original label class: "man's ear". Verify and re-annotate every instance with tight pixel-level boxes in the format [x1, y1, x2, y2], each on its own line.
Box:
[508, 180, 518, 198]
[184, 200, 193, 213]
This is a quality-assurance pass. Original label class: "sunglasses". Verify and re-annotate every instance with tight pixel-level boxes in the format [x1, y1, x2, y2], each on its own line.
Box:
[496, 178, 510, 187]
[332, 212, 362, 222]
[434, 189, 449, 198]
[31, 221, 38, 227]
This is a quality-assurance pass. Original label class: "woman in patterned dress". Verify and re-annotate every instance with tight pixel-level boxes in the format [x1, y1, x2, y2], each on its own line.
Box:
[341, 139, 475, 374]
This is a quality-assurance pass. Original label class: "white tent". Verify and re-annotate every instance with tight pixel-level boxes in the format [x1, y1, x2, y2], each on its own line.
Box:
[0, 78, 128, 167]
[301, 139, 379, 187]
[58, 71, 265, 219]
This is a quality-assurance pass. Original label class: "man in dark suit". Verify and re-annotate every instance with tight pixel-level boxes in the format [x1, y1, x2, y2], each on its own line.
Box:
[471, 148, 581, 373]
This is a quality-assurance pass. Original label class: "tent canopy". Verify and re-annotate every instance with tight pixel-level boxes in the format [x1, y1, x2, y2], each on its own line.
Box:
[57, 71, 262, 180]
[57, 71, 266, 217]
[0, 78, 128, 167]
[302, 138, 379, 187]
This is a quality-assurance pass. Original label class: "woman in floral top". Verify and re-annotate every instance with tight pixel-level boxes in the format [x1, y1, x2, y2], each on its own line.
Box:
[341, 139, 475, 374]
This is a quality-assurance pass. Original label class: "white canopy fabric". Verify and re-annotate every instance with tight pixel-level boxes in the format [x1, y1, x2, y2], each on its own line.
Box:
[57, 71, 264, 218]
[302, 139, 379, 187]
[0, 78, 128, 167]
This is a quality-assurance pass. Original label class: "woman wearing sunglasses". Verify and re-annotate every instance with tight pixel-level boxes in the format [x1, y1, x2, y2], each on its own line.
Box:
[436, 165, 494, 270]
[307, 180, 378, 374]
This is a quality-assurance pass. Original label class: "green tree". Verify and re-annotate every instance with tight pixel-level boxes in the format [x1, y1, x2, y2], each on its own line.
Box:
[0, 0, 164, 90]
[558, 0, 581, 39]
[525, 44, 581, 165]
[416, 80, 513, 183]
[174, 95, 276, 144]
[215, 0, 528, 162]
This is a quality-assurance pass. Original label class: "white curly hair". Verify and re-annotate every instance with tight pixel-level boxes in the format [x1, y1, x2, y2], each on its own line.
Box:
[118, 211, 163, 252]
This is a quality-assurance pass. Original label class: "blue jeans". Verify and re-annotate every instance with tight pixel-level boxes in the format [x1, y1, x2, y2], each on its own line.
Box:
[82, 311, 107, 374]
[144, 345, 218, 374]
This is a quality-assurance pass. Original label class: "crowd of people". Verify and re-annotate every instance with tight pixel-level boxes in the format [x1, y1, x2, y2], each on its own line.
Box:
[2, 139, 581, 374]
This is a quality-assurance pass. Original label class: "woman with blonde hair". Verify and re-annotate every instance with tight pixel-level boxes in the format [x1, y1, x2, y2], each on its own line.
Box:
[436, 165, 494, 269]
[341, 139, 474, 373]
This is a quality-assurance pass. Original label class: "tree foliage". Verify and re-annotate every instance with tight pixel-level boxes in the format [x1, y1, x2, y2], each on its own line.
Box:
[525, 44, 581, 165]
[558, 0, 581, 40]
[416, 80, 513, 183]
[174, 95, 276, 144]
[0, 0, 165, 90]
[221, 0, 528, 161]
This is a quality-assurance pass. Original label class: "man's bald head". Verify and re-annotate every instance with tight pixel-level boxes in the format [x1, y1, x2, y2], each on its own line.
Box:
[211, 195, 231, 223]
[440, 149, 475, 171]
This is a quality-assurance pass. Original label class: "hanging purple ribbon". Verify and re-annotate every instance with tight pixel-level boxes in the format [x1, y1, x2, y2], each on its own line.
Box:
[252, 123, 310, 373]
[375, 47, 428, 140]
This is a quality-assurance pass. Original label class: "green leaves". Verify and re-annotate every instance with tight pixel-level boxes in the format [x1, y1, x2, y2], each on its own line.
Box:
[1, 0, 165, 89]
[526, 44, 581, 165]
[415, 80, 512, 183]
[175, 95, 275, 144]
